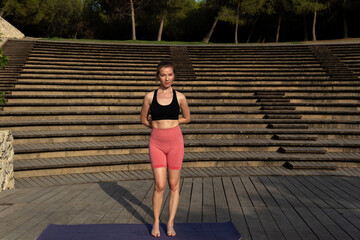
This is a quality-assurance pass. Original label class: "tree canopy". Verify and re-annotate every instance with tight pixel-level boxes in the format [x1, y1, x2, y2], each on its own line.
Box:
[0, 0, 359, 42]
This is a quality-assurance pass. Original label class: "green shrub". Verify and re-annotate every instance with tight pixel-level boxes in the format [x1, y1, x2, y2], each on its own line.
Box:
[0, 35, 8, 105]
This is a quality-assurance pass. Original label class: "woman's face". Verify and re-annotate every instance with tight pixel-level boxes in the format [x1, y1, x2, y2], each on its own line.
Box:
[158, 66, 175, 89]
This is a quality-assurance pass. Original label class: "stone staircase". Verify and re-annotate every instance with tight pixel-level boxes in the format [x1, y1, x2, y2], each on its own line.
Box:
[187, 44, 360, 170]
[0, 40, 34, 107]
[0, 40, 359, 179]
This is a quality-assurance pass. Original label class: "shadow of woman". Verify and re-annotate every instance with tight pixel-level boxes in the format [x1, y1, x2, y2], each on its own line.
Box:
[98, 181, 153, 229]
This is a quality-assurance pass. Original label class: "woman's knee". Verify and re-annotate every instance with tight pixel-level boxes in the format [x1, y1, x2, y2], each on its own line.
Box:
[168, 179, 179, 192]
[154, 182, 166, 192]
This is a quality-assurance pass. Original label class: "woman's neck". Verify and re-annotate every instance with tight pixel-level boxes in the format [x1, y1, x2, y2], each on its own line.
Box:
[158, 87, 172, 93]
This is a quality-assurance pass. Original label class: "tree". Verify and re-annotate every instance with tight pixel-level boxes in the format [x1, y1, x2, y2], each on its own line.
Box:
[0, 0, 47, 24]
[201, 0, 229, 43]
[292, 0, 328, 41]
[218, 0, 266, 43]
[100, 0, 149, 40]
[332, 0, 360, 38]
[264, 0, 292, 42]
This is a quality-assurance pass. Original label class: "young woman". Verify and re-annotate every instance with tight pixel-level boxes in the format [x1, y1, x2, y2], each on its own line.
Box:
[140, 60, 190, 237]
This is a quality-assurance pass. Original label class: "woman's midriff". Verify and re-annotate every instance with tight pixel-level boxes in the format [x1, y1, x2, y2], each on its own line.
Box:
[152, 120, 179, 129]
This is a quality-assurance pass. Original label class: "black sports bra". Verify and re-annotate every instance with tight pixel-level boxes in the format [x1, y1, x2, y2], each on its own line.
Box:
[150, 89, 180, 121]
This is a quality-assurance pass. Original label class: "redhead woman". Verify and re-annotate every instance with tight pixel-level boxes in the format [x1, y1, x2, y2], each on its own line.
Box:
[140, 60, 190, 237]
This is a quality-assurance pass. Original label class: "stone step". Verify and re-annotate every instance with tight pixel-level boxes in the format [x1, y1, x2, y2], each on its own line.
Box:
[278, 147, 327, 154]
[264, 115, 302, 119]
[267, 124, 309, 129]
[273, 135, 318, 141]
[13, 139, 360, 160]
[257, 99, 290, 103]
[14, 151, 359, 177]
[11, 128, 360, 145]
[261, 106, 297, 110]
[283, 161, 338, 170]
[2, 110, 360, 121]
[5, 101, 360, 108]
[5, 94, 360, 101]
[2, 119, 360, 132]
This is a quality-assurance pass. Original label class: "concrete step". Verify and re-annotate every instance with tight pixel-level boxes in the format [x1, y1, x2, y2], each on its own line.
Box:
[278, 147, 327, 154]
[14, 151, 360, 178]
[13, 139, 360, 160]
[268, 124, 309, 129]
[273, 135, 318, 141]
[283, 161, 338, 170]
[10, 128, 360, 145]
[2, 110, 360, 121]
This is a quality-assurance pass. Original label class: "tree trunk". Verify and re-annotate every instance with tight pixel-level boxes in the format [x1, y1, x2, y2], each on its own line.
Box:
[235, 2, 240, 44]
[343, 9, 348, 38]
[247, 19, 258, 43]
[276, 12, 281, 43]
[130, 0, 136, 40]
[202, 17, 218, 43]
[303, 15, 308, 41]
[157, 9, 165, 41]
[312, 9, 317, 41]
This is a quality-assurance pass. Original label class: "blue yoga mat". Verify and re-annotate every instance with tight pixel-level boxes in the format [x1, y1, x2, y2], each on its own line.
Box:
[37, 222, 241, 240]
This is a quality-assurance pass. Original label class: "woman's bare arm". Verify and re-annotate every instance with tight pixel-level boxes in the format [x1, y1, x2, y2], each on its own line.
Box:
[178, 92, 190, 124]
[141, 92, 153, 128]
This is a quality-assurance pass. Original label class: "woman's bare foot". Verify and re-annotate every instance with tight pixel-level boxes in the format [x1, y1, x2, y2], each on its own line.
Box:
[151, 222, 160, 238]
[167, 223, 176, 237]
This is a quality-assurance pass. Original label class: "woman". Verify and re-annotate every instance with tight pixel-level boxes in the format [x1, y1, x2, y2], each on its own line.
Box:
[140, 60, 190, 237]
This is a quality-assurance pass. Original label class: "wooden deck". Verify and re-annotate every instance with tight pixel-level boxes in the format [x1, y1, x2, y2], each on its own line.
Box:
[1, 166, 360, 240]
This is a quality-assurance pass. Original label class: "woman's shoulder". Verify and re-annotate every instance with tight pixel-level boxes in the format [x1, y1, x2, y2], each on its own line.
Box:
[175, 90, 186, 99]
[145, 90, 156, 98]
[144, 90, 155, 102]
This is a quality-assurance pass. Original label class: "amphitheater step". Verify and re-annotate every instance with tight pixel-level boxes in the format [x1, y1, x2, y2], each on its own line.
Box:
[273, 135, 318, 141]
[14, 151, 359, 178]
[278, 147, 327, 154]
[283, 161, 338, 170]
[267, 124, 309, 129]
[257, 99, 290, 103]
[264, 115, 302, 119]
[13, 139, 360, 160]
[261, 106, 296, 110]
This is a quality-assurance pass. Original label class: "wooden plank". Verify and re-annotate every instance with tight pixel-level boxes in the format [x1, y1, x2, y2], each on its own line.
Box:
[295, 176, 344, 209]
[5, 185, 86, 240]
[312, 176, 360, 208]
[232, 177, 268, 240]
[335, 177, 360, 200]
[68, 182, 119, 224]
[85, 182, 136, 224]
[251, 177, 301, 240]
[113, 180, 153, 223]
[307, 176, 357, 209]
[188, 178, 202, 223]
[261, 176, 318, 240]
[323, 208, 360, 240]
[97, 181, 137, 224]
[281, 177, 352, 240]
[222, 177, 250, 240]
[202, 177, 216, 223]
[0, 184, 81, 238]
[213, 177, 230, 222]
[129, 181, 154, 224]
[176, 178, 192, 222]
[245, 177, 285, 240]
[270, 176, 335, 239]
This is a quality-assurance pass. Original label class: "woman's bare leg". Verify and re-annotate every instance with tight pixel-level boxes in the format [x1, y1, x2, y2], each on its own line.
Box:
[152, 167, 167, 237]
[167, 169, 181, 236]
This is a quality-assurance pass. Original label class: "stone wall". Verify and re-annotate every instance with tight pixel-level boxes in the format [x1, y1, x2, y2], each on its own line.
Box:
[0, 130, 15, 191]
[0, 16, 25, 39]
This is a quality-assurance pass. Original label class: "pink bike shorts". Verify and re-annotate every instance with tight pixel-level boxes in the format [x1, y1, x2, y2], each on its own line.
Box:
[149, 125, 184, 170]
